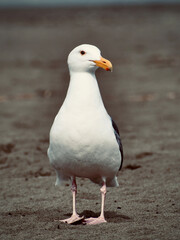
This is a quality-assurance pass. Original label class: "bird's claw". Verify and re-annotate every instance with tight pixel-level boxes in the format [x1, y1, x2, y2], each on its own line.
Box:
[60, 214, 84, 224]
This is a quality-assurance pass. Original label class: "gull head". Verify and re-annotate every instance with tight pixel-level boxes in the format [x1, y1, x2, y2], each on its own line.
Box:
[67, 44, 112, 73]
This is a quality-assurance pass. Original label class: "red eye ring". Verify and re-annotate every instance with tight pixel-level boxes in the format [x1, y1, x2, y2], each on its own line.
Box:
[80, 50, 86, 55]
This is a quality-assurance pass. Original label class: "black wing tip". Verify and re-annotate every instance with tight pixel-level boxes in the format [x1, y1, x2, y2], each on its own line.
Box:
[111, 118, 124, 171]
[112, 119, 119, 135]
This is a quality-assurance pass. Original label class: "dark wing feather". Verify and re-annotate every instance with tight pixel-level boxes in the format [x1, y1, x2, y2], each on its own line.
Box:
[111, 119, 123, 171]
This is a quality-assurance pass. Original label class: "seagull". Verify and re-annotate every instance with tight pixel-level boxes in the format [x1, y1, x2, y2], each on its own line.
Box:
[48, 44, 123, 225]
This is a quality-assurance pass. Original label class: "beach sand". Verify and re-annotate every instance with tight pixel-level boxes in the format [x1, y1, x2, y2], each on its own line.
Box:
[0, 5, 180, 240]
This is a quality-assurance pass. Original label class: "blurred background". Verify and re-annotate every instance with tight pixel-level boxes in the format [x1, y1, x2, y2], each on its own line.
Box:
[0, 0, 180, 239]
[0, 0, 179, 7]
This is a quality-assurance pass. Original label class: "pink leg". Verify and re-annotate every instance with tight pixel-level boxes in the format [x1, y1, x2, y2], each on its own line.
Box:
[84, 181, 107, 225]
[60, 177, 84, 224]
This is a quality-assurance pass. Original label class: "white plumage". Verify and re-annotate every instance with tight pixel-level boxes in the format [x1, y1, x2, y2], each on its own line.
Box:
[48, 44, 123, 225]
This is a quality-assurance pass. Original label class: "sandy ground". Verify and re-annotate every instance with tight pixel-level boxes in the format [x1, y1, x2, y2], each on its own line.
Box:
[0, 5, 180, 240]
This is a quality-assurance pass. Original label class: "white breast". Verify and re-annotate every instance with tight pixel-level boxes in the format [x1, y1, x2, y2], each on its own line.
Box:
[48, 72, 121, 185]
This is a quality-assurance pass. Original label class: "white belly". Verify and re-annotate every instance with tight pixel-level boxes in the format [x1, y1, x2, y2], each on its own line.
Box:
[48, 106, 121, 183]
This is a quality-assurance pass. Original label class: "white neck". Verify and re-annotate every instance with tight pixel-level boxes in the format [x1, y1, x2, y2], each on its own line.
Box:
[63, 71, 105, 111]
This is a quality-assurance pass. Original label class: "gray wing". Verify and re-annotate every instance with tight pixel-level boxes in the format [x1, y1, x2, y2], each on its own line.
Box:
[111, 118, 123, 170]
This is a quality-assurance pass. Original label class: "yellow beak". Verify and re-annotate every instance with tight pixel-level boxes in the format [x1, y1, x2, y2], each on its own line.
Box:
[93, 56, 112, 72]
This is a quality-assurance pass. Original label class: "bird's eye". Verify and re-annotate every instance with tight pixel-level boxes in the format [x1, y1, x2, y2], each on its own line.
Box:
[80, 50, 86, 55]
